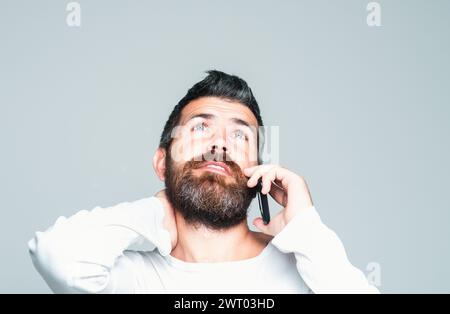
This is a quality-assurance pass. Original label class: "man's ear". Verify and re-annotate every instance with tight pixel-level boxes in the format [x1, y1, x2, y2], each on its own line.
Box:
[153, 147, 167, 181]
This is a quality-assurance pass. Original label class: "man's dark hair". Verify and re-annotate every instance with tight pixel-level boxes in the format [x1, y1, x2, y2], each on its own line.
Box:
[159, 70, 264, 156]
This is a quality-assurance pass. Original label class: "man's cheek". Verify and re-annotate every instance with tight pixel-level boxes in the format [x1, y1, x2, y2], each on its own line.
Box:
[169, 140, 184, 163]
[190, 139, 206, 161]
[230, 150, 254, 167]
[170, 139, 200, 163]
[247, 142, 259, 164]
[226, 146, 246, 164]
[170, 126, 200, 162]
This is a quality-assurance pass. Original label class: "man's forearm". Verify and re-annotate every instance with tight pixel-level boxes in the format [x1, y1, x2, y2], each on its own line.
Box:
[28, 197, 171, 293]
[271, 206, 379, 294]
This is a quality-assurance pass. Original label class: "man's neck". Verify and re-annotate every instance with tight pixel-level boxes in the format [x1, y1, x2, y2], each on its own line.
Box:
[170, 211, 269, 263]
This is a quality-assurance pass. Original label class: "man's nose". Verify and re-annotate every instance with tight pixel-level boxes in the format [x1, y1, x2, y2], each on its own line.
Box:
[209, 142, 227, 155]
[208, 131, 227, 156]
[209, 144, 227, 155]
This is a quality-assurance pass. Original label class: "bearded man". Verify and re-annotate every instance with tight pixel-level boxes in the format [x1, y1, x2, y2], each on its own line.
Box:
[28, 70, 378, 294]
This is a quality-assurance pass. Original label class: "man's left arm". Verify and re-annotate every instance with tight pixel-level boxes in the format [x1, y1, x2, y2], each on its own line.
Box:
[244, 165, 379, 294]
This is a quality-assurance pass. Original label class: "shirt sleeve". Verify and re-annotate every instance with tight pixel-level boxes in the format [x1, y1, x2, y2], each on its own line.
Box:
[270, 206, 380, 294]
[27, 197, 172, 294]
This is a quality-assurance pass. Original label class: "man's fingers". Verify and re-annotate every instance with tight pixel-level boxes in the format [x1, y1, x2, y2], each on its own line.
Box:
[246, 165, 274, 187]
[253, 218, 270, 234]
[261, 168, 277, 194]
[269, 183, 286, 206]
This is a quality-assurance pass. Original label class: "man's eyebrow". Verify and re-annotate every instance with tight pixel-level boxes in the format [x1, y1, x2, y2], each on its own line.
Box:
[185, 113, 216, 123]
[185, 113, 254, 130]
[230, 117, 253, 130]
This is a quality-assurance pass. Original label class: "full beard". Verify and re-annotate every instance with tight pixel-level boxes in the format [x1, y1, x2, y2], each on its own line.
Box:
[164, 153, 257, 230]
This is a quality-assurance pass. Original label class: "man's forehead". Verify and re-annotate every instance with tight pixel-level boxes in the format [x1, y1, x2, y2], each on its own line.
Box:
[180, 97, 259, 126]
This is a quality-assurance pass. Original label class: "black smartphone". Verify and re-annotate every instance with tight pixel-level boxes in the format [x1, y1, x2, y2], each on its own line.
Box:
[256, 178, 270, 225]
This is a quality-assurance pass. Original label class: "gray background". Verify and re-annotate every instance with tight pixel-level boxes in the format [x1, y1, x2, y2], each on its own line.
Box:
[1, 0, 449, 293]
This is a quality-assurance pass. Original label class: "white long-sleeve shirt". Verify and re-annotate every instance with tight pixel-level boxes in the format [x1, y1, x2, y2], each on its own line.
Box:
[28, 196, 379, 294]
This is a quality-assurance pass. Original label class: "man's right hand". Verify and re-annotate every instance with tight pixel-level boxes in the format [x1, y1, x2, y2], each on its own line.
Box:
[155, 189, 178, 251]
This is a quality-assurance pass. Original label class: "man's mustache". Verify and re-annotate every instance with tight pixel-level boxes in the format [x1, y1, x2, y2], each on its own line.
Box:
[182, 153, 243, 177]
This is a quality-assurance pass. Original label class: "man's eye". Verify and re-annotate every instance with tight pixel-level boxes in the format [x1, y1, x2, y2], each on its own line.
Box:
[232, 130, 248, 141]
[192, 122, 209, 132]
